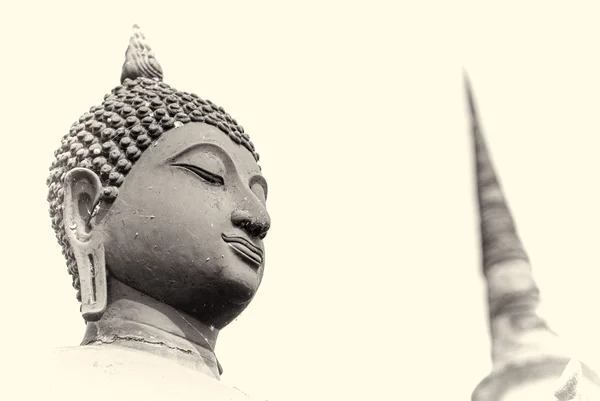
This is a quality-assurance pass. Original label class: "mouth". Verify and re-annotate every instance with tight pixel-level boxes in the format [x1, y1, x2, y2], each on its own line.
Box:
[221, 234, 264, 268]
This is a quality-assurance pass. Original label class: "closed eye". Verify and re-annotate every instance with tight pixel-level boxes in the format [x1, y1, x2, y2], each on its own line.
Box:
[172, 163, 224, 186]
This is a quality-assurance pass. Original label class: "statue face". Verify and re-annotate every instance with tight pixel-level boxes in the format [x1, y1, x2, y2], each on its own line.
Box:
[97, 122, 270, 328]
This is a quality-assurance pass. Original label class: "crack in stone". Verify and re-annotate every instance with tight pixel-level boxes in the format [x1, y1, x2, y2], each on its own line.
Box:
[90, 335, 194, 355]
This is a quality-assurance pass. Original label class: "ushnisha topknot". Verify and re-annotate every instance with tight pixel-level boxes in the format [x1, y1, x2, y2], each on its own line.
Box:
[46, 26, 260, 300]
[120, 24, 164, 84]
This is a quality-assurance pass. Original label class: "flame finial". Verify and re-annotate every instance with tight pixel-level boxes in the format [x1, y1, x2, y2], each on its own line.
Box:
[120, 24, 164, 84]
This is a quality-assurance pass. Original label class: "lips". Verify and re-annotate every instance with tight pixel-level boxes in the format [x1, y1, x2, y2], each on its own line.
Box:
[221, 233, 264, 268]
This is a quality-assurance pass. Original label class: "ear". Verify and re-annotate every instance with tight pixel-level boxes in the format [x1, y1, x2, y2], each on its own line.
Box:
[63, 168, 107, 322]
[555, 359, 583, 401]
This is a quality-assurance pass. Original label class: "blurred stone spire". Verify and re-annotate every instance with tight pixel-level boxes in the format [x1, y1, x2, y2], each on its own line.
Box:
[466, 73, 529, 274]
[464, 73, 600, 401]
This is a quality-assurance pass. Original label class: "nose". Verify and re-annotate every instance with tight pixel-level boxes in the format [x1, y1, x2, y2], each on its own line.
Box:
[231, 208, 271, 239]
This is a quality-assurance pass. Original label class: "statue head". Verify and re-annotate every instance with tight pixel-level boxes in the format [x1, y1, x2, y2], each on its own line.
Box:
[46, 26, 270, 330]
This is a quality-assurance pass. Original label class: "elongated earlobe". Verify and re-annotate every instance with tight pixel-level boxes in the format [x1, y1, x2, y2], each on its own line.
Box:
[63, 168, 107, 322]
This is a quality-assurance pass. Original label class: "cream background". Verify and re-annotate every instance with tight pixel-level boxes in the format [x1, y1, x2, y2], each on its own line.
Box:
[2, 1, 600, 400]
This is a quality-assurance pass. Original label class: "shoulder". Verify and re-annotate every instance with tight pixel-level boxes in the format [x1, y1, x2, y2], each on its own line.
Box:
[36, 346, 259, 401]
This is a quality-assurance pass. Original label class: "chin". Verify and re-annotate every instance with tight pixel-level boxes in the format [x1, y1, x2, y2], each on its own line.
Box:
[184, 277, 258, 329]
[220, 270, 261, 305]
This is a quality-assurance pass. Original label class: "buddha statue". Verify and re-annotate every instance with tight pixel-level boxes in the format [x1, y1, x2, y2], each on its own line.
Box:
[44, 25, 270, 400]
[464, 74, 600, 401]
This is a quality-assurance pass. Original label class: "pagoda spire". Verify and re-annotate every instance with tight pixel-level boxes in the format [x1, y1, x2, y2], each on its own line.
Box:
[465, 73, 529, 274]
[464, 74, 600, 401]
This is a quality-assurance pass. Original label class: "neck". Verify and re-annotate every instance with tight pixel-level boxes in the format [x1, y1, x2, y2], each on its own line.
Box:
[81, 277, 222, 379]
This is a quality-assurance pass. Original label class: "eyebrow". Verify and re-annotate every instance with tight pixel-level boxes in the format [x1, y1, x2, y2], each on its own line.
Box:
[166, 142, 234, 168]
[250, 174, 269, 199]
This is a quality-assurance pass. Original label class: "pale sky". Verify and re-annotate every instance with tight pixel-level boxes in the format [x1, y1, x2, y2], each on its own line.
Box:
[3, 1, 600, 400]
